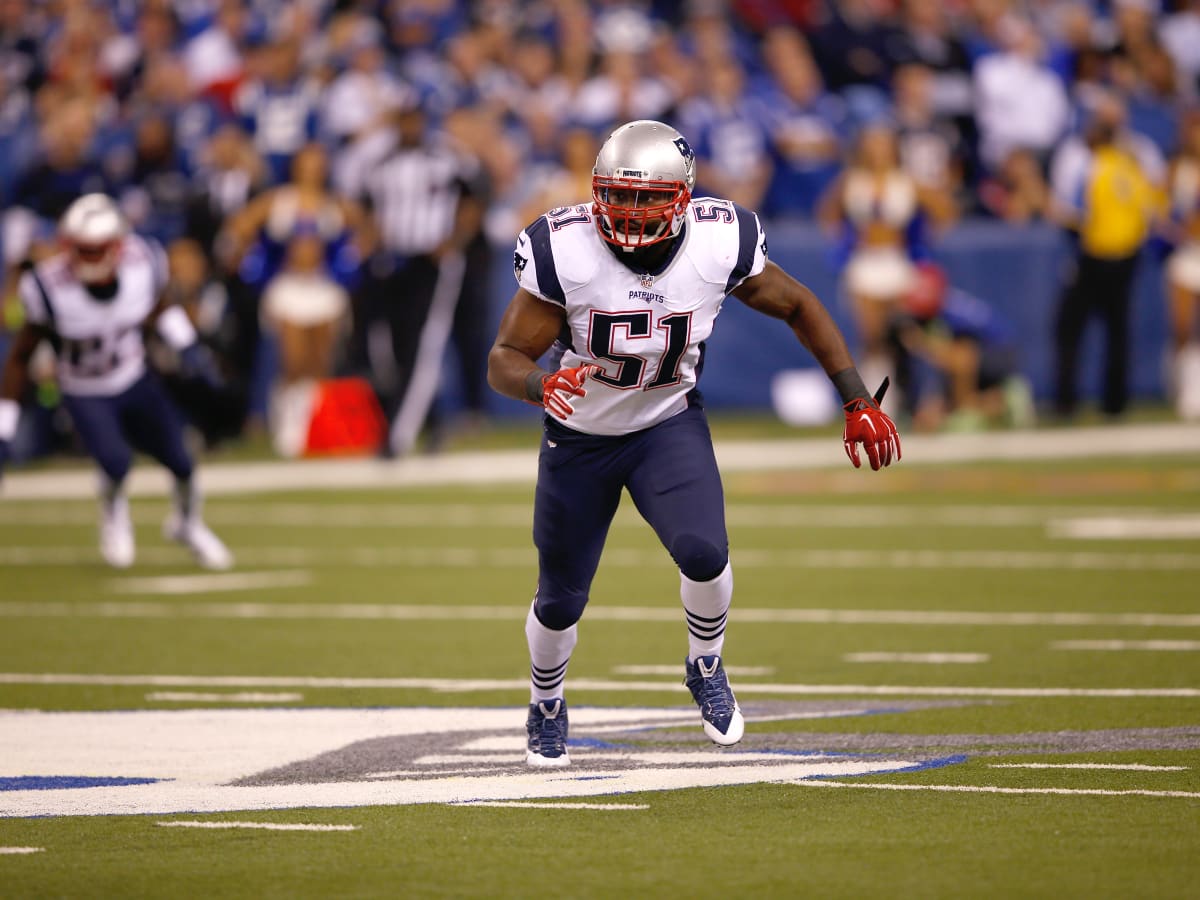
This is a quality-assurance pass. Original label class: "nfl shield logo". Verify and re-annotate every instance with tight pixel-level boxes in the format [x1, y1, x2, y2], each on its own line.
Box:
[639, 273, 654, 288]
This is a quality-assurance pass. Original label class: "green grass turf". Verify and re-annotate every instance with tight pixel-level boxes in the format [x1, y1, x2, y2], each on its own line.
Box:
[0, 443, 1197, 898]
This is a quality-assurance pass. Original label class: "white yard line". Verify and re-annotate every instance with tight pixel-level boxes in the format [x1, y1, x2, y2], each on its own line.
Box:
[156, 821, 357, 832]
[2, 422, 1198, 500]
[1051, 640, 1200, 651]
[449, 802, 649, 810]
[0, 503, 1184, 530]
[0, 847, 44, 854]
[145, 692, 304, 703]
[0, 672, 1196, 698]
[612, 664, 777, 676]
[3, 601, 1199, 628]
[1048, 516, 1200, 540]
[798, 781, 1200, 799]
[988, 764, 1188, 771]
[109, 571, 312, 595]
[843, 653, 990, 664]
[2, 546, 1198, 571]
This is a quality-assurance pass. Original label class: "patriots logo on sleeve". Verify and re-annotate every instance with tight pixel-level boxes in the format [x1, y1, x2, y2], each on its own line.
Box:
[513, 251, 528, 278]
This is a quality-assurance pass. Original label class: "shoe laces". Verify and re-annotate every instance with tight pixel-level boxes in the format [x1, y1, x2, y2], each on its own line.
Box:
[687, 657, 735, 721]
[530, 701, 567, 755]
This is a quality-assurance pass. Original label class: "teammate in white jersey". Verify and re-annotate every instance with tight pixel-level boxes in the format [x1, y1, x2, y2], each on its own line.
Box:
[0, 194, 233, 570]
[488, 120, 901, 766]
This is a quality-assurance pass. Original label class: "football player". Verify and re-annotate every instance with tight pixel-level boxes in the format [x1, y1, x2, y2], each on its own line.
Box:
[0, 194, 233, 570]
[488, 120, 901, 767]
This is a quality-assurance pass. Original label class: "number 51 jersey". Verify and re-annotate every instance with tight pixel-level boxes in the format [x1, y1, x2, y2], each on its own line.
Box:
[514, 198, 767, 436]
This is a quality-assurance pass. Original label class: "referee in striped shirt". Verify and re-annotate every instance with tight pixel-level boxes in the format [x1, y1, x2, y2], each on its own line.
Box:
[359, 98, 486, 455]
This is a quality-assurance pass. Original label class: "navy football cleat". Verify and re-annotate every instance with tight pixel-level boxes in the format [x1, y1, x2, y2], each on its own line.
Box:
[684, 655, 745, 746]
[526, 698, 571, 767]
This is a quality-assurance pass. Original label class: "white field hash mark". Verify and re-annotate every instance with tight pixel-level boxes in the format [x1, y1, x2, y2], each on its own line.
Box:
[449, 802, 650, 810]
[798, 782, 1200, 799]
[145, 692, 304, 703]
[843, 652, 989, 664]
[988, 764, 1189, 771]
[0, 847, 44, 854]
[1052, 640, 1200, 651]
[157, 821, 358, 832]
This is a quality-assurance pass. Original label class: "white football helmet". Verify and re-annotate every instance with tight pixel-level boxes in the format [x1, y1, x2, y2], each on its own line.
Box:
[592, 120, 696, 250]
[58, 193, 128, 284]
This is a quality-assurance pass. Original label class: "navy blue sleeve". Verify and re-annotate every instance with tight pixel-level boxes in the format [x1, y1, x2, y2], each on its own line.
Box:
[725, 204, 762, 294]
[524, 215, 565, 306]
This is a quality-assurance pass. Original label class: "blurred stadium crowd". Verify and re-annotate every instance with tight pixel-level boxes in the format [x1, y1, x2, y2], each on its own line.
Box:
[2, 0, 1199, 460]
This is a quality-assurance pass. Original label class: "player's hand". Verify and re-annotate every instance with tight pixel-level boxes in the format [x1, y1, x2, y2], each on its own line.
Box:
[843, 378, 901, 471]
[542, 363, 603, 420]
[179, 343, 223, 390]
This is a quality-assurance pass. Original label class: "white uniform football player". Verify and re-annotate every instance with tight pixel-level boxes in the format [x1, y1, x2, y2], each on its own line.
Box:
[0, 194, 232, 570]
[488, 120, 901, 766]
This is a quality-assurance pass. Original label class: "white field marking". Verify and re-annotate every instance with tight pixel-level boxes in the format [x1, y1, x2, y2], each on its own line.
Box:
[415, 751, 847, 766]
[988, 763, 1189, 771]
[5, 601, 1200, 629]
[1, 503, 1181, 530]
[1, 672, 1197, 698]
[449, 802, 649, 810]
[4, 422, 1199, 500]
[0, 707, 926, 817]
[145, 692, 304, 703]
[156, 821, 358, 832]
[1051, 640, 1200, 651]
[4, 545, 1200, 572]
[0, 847, 44, 854]
[612, 664, 777, 676]
[108, 571, 312, 595]
[0, 543, 1196, 573]
[843, 652, 990, 664]
[1048, 515, 1200, 540]
[797, 782, 1200, 799]
[366, 769, 482, 779]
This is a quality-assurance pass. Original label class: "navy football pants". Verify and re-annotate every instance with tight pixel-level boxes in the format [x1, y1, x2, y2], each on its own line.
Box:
[533, 404, 729, 631]
[63, 372, 194, 486]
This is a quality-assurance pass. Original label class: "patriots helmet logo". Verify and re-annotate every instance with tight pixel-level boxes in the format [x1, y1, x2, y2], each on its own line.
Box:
[673, 136, 695, 161]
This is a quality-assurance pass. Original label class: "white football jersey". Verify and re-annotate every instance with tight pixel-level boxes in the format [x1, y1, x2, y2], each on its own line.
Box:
[514, 198, 768, 435]
[18, 235, 168, 397]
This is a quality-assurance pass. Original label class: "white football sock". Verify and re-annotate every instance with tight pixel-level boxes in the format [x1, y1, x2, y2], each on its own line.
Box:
[526, 598, 577, 703]
[681, 561, 733, 662]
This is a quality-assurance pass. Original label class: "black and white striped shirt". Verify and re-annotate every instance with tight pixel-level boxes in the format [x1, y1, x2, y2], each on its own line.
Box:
[363, 133, 482, 257]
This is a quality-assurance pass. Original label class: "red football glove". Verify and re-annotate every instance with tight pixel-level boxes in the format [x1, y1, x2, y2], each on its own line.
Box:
[541, 363, 603, 419]
[842, 379, 901, 470]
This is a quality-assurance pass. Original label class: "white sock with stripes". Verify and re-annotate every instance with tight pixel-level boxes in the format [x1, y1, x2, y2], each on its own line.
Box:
[526, 599, 578, 704]
[681, 562, 733, 663]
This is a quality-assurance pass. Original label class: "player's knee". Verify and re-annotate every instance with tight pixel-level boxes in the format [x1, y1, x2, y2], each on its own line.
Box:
[95, 452, 131, 485]
[671, 533, 728, 582]
[534, 584, 587, 631]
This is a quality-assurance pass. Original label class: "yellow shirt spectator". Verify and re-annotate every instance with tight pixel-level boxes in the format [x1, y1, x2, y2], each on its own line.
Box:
[1079, 145, 1161, 259]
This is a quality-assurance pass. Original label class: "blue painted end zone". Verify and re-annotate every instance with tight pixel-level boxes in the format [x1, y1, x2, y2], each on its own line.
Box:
[0, 776, 164, 791]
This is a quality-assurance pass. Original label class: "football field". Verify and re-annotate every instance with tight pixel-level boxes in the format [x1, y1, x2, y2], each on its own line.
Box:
[1, 421, 1198, 898]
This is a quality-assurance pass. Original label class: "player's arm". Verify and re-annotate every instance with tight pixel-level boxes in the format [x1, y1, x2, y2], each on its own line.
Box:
[733, 260, 858, 378]
[0, 323, 50, 477]
[146, 283, 222, 389]
[732, 261, 901, 470]
[487, 288, 599, 419]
